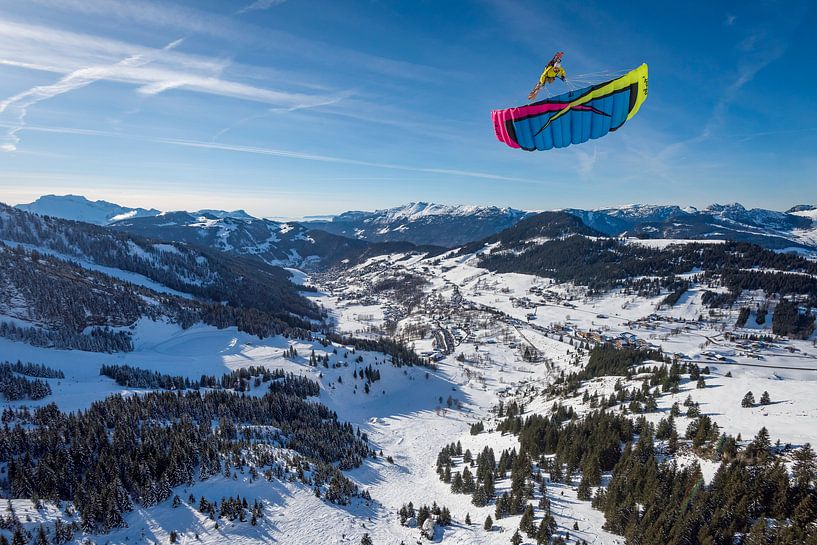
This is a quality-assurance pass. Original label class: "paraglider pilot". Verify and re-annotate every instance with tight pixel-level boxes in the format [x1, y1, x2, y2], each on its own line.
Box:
[528, 51, 566, 101]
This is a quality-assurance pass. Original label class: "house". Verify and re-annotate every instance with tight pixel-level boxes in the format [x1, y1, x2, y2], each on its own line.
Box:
[421, 517, 436, 539]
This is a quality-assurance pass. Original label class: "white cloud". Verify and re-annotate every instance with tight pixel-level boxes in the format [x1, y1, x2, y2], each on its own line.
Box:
[0, 37, 183, 151]
[24, 0, 238, 40]
[15, 0, 455, 83]
[0, 20, 347, 151]
[237, 0, 288, 15]
[158, 138, 544, 184]
[575, 147, 598, 177]
[211, 91, 353, 141]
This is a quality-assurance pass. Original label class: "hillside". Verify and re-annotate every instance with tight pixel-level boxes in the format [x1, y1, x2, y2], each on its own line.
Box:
[0, 240, 323, 352]
[110, 211, 445, 269]
[1, 223, 817, 545]
[0, 203, 319, 321]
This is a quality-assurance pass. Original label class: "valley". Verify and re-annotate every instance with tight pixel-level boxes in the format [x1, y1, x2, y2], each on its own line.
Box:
[0, 201, 817, 544]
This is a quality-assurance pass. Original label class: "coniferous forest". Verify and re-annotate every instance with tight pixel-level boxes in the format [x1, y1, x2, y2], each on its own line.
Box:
[0, 376, 371, 535]
[469, 358, 817, 545]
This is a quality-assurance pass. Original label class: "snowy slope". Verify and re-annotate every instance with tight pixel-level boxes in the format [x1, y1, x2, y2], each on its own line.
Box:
[306, 202, 533, 247]
[3, 241, 817, 544]
[4, 196, 817, 545]
[16, 194, 161, 225]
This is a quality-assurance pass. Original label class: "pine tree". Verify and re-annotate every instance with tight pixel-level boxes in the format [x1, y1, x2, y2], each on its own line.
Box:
[520, 504, 535, 537]
[465, 513, 471, 525]
[577, 474, 592, 501]
[10, 530, 25, 545]
[451, 472, 463, 494]
[760, 391, 771, 405]
[472, 485, 488, 507]
[484, 515, 493, 530]
[793, 495, 817, 529]
[536, 515, 556, 545]
[742, 391, 756, 407]
[744, 518, 768, 545]
[439, 506, 451, 526]
[511, 529, 522, 545]
[360, 533, 373, 545]
[462, 466, 475, 494]
[34, 524, 48, 545]
[747, 427, 772, 461]
[793, 443, 816, 490]
[550, 460, 563, 483]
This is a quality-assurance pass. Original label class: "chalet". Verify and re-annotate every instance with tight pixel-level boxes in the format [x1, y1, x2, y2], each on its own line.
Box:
[421, 517, 436, 539]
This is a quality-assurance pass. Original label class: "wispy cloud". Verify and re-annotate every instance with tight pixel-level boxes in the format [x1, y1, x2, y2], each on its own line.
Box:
[725, 14, 737, 26]
[651, 25, 790, 165]
[24, 0, 239, 40]
[0, 20, 348, 151]
[704, 33, 787, 138]
[0, 38, 184, 151]
[0, 121, 552, 185]
[17, 0, 457, 84]
[574, 147, 598, 177]
[211, 91, 353, 141]
[237, 0, 288, 15]
[158, 137, 545, 184]
[479, 0, 595, 68]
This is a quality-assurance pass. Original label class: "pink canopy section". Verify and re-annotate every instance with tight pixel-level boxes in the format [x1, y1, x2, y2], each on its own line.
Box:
[491, 107, 521, 149]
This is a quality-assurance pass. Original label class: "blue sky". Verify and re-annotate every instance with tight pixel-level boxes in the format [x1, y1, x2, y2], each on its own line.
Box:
[0, 0, 815, 217]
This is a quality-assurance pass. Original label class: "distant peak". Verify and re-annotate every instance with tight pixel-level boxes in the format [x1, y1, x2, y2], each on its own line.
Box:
[705, 202, 746, 212]
[195, 209, 257, 221]
[15, 194, 160, 225]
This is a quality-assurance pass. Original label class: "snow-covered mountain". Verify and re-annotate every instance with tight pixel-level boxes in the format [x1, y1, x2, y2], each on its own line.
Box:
[15, 195, 817, 255]
[13, 196, 443, 268]
[109, 211, 443, 268]
[0, 203, 320, 340]
[15, 194, 258, 226]
[305, 202, 533, 247]
[110, 211, 310, 266]
[4, 197, 817, 545]
[308, 200, 817, 252]
[16, 194, 161, 225]
[563, 202, 817, 251]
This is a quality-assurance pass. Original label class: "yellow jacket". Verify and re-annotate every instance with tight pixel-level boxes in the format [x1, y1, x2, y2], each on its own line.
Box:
[539, 65, 566, 84]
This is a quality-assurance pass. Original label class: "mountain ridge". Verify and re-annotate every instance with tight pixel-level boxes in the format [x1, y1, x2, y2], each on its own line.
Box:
[13, 194, 817, 253]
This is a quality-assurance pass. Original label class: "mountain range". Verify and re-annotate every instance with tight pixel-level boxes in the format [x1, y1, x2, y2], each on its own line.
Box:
[563, 203, 817, 251]
[305, 202, 532, 247]
[12, 195, 817, 260]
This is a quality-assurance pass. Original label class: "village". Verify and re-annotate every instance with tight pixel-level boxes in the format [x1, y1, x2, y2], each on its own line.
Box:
[315, 251, 817, 387]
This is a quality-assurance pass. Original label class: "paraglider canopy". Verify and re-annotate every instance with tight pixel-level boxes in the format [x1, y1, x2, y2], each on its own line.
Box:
[493, 63, 648, 152]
